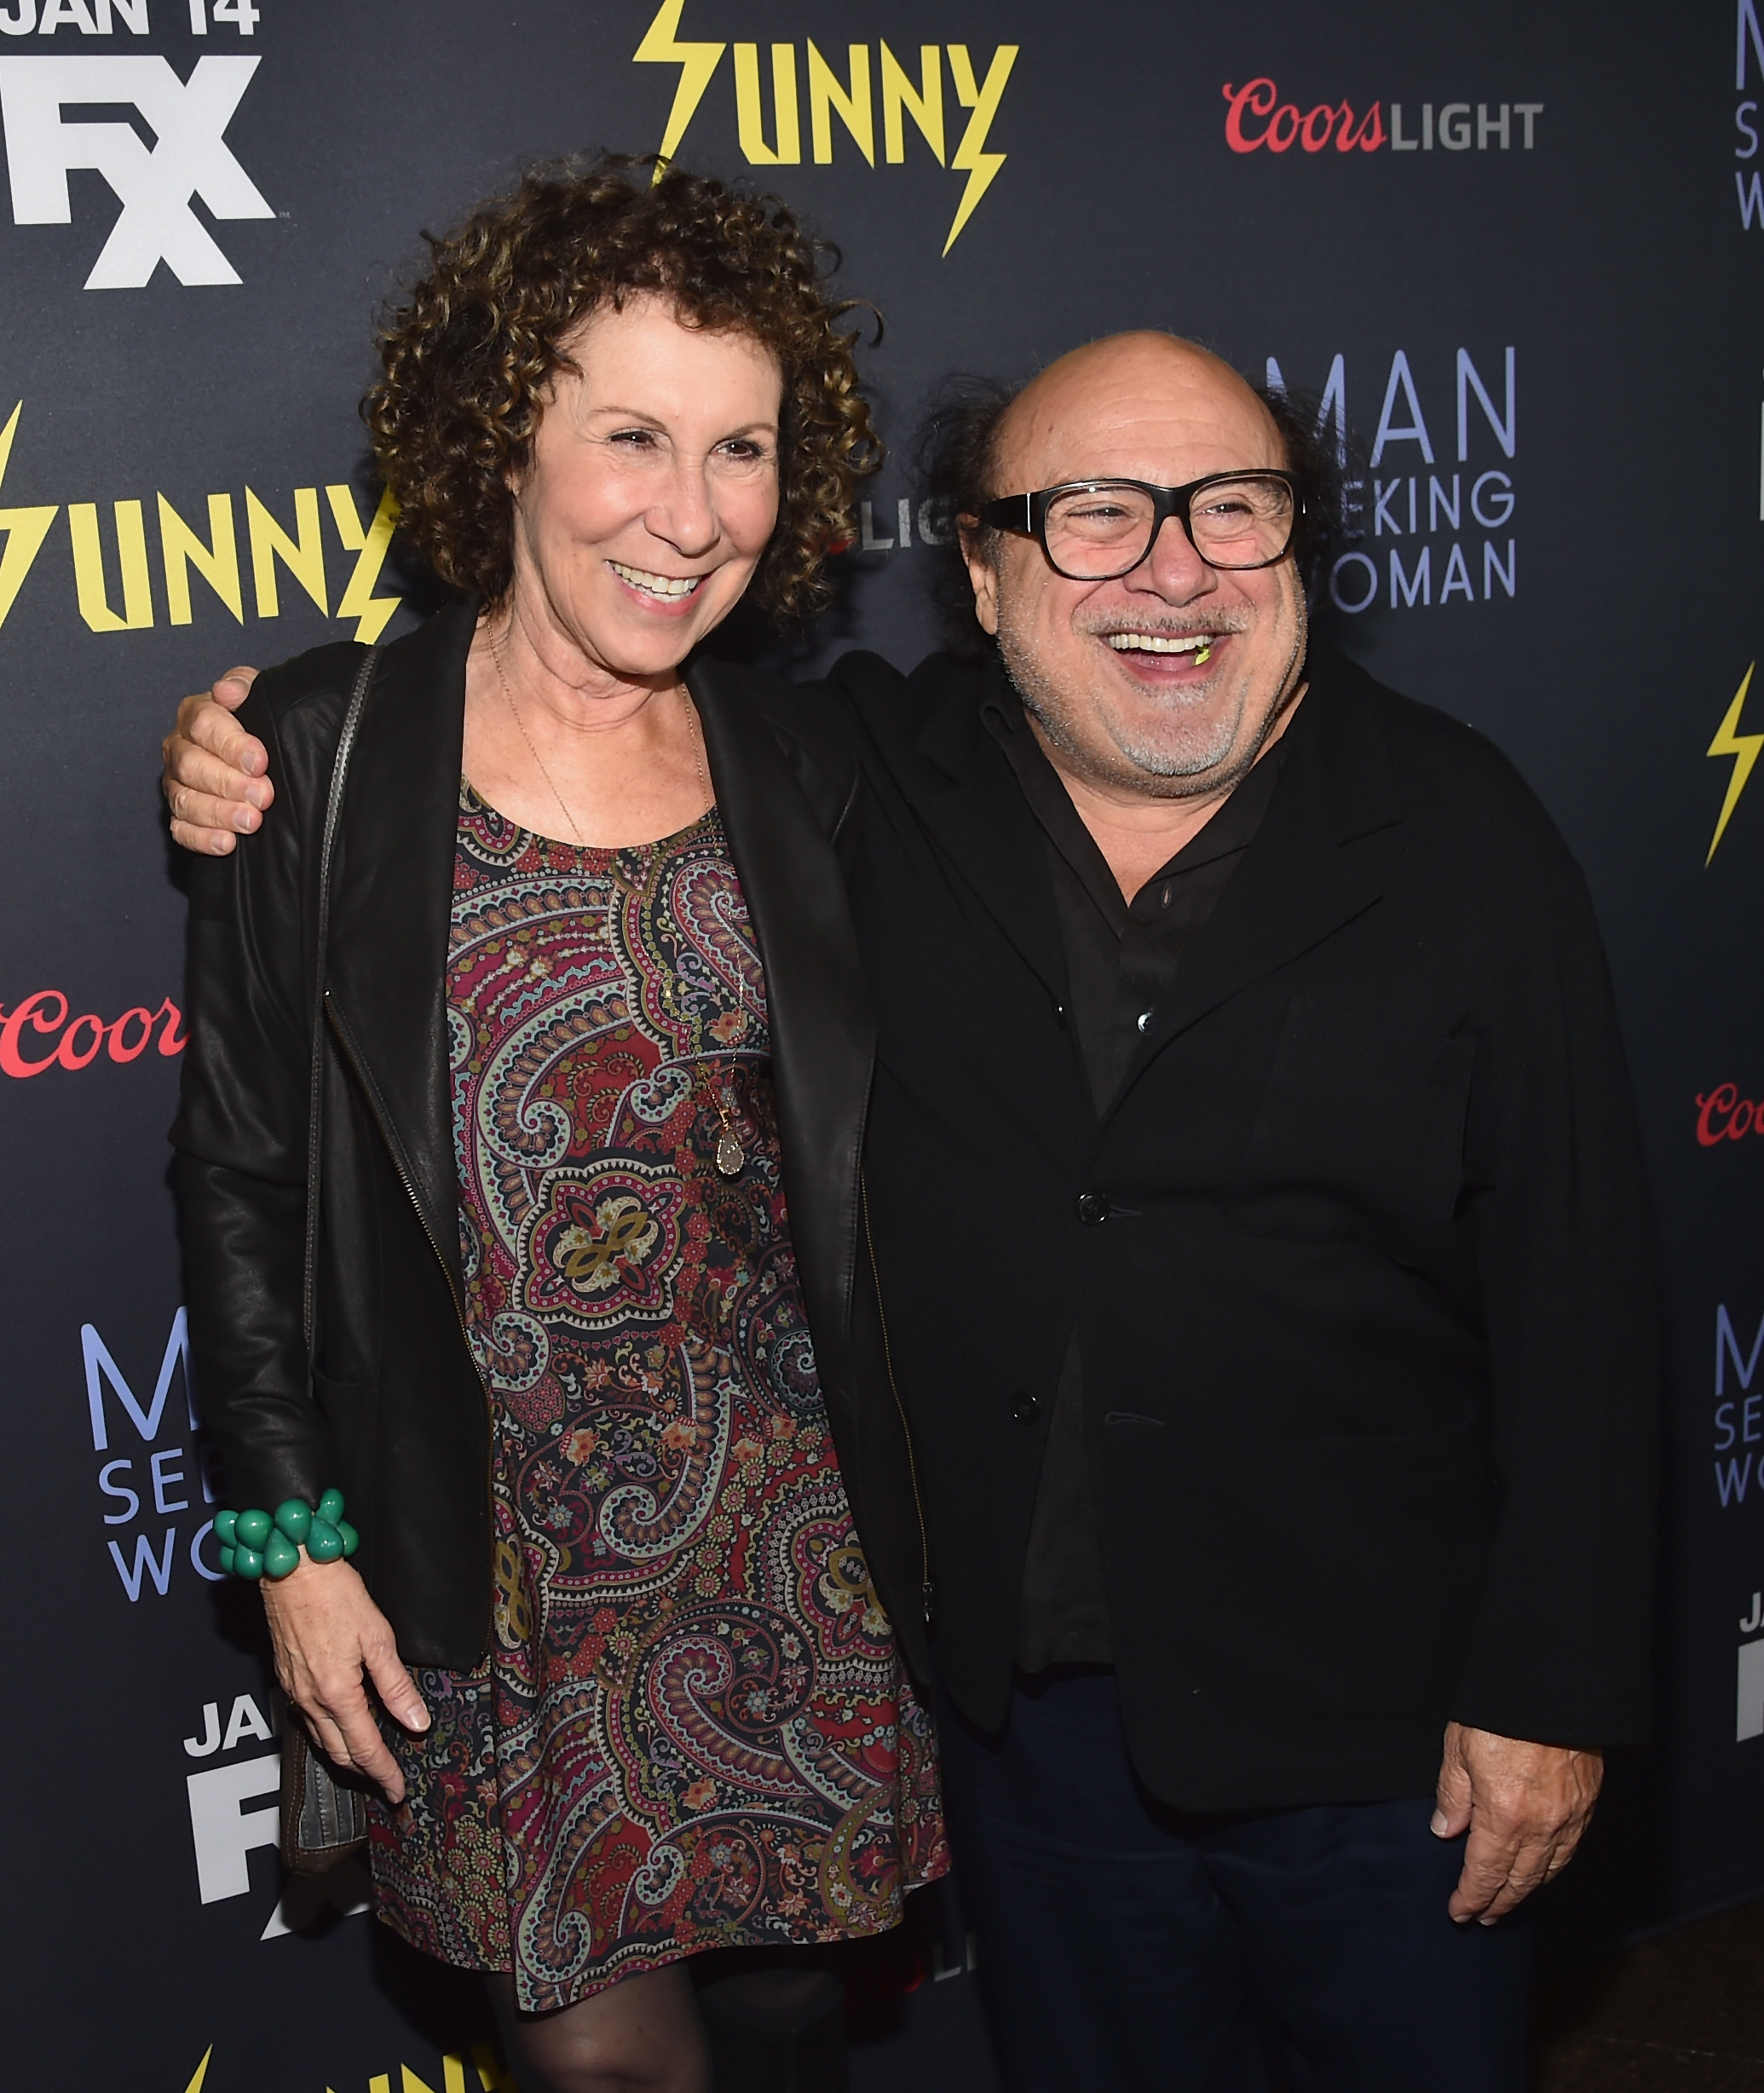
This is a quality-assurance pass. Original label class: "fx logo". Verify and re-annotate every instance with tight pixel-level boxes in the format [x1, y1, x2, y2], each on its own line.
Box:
[0, 54, 272, 287]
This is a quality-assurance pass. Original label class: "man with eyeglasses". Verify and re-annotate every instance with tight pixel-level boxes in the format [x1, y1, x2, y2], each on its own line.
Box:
[160, 331, 1655, 2092]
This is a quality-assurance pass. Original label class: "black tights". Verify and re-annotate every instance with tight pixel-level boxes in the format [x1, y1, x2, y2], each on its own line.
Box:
[486, 1966, 709, 2093]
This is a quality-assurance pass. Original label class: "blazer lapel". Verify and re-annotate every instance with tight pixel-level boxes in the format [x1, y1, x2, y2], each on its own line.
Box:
[325, 597, 476, 1280]
[1110, 657, 1401, 1101]
[691, 659, 875, 1381]
[905, 668, 1069, 1005]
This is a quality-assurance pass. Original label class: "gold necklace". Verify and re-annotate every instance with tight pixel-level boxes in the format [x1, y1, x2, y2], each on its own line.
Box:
[675, 692, 738, 1173]
[683, 686, 713, 818]
[492, 633, 586, 846]
[490, 636, 715, 843]
[712, 1083, 744, 1178]
[679, 700, 740, 1174]
[672, 690, 738, 1174]
[490, 631, 735, 1171]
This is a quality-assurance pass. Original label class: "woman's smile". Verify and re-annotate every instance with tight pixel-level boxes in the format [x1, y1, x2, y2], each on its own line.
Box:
[605, 558, 706, 603]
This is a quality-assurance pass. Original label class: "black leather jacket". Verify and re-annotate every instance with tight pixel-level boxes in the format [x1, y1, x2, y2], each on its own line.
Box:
[172, 598, 931, 1677]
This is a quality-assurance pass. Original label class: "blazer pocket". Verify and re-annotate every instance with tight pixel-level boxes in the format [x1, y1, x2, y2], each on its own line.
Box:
[1245, 995, 1474, 1235]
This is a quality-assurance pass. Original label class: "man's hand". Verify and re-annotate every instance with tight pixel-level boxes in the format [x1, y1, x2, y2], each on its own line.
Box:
[1433, 1721, 1603, 1923]
[162, 666, 269, 856]
[261, 1554, 429, 1804]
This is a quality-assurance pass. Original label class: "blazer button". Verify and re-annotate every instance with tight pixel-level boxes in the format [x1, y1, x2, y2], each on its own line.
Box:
[1075, 1191, 1110, 1225]
[1012, 1392, 1041, 1422]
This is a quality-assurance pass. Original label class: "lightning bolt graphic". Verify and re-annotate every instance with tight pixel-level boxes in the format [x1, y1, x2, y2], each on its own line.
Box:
[944, 43, 1018, 256]
[1707, 661, 1762, 865]
[326, 482, 401, 643]
[634, 0, 727, 177]
[0, 401, 58, 632]
[182, 2047, 214, 2093]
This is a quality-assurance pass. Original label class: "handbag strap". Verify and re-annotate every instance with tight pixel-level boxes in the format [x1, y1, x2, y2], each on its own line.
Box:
[301, 644, 380, 1351]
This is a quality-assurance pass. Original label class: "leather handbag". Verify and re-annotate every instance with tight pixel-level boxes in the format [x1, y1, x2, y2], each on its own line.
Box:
[280, 642, 380, 1876]
[280, 1709, 373, 1875]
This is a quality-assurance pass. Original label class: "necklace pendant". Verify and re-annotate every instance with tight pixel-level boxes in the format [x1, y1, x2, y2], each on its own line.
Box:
[715, 1127, 745, 1178]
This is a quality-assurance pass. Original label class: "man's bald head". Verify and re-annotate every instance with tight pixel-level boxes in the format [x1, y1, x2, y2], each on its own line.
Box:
[989, 332, 1289, 507]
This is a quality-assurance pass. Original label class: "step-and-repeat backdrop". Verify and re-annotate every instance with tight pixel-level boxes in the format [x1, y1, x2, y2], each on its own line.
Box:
[3, 2, 1761, 2086]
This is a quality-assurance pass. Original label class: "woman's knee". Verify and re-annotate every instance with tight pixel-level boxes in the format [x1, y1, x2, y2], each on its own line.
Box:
[487, 1966, 709, 2093]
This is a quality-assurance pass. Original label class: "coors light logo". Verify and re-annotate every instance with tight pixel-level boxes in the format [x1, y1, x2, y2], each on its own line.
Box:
[1222, 80, 1542, 156]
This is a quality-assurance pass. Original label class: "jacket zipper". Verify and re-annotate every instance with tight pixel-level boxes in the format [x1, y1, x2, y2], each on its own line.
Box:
[324, 995, 499, 1655]
[860, 1173, 936, 1629]
[303, 649, 375, 1352]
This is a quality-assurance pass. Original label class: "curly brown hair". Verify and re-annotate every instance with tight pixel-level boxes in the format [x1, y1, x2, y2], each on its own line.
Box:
[364, 154, 879, 622]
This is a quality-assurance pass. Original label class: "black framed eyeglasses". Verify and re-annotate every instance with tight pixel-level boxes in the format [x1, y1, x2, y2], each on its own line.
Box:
[977, 470, 1302, 580]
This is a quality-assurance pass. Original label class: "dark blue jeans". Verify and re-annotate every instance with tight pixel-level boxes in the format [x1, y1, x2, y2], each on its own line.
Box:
[937, 1669, 1531, 2093]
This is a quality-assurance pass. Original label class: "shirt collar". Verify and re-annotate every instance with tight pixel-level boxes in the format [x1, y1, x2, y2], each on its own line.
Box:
[980, 675, 1292, 920]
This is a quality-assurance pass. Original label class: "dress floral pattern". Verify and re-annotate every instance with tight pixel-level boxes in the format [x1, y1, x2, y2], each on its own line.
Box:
[370, 783, 945, 2009]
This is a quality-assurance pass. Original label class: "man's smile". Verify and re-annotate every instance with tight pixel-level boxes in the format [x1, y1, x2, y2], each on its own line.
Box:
[1087, 623, 1240, 681]
[1102, 631, 1219, 658]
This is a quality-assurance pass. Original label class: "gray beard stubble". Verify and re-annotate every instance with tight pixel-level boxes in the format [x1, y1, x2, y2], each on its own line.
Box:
[994, 592, 1308, 803]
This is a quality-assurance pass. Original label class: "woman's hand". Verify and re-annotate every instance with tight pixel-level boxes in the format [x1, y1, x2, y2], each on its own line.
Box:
[261, 1555, 430, 1804]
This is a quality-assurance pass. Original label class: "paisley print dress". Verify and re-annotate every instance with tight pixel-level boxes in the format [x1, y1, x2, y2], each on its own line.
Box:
[370, 784, 945, 2010]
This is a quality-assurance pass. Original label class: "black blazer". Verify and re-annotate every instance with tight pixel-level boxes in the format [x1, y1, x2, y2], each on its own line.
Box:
[833, 642, 1659, 1811]
[173, 598, 931, 1679]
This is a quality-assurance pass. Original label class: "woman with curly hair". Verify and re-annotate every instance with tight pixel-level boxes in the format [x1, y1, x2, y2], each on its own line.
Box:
[172, 155, 946, 2092]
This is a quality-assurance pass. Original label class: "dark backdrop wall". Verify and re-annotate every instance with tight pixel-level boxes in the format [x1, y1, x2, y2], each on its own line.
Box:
[1, 3, 1758, 2086]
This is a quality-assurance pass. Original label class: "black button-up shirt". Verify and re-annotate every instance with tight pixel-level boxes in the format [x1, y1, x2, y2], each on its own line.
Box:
[983, 691, 1288, 1671]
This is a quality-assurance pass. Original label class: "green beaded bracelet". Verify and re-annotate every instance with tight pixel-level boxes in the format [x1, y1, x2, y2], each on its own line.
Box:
[216, 1492, 358, 1580]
